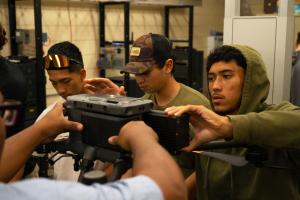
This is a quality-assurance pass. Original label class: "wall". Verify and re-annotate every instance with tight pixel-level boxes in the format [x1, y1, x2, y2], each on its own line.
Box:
[0, 0, 224, 105]
[244, 0, 299, 44]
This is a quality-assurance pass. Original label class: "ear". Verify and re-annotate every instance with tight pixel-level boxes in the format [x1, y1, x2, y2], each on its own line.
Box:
[163, 59, 173, 74]
[80, 69, 86, 81]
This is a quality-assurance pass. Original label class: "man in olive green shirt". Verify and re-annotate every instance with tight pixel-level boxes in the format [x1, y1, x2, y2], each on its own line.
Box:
[122, 33, 210, 179]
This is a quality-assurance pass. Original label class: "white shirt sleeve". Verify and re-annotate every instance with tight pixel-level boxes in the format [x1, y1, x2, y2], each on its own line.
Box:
[0, 176, 164, 200]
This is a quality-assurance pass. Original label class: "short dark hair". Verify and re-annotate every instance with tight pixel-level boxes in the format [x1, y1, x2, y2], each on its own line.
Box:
[206, 45, 247, 72]
[47, 41, 84, 72]
[152, 34, 175, 73]
[0, 23, 8, 50]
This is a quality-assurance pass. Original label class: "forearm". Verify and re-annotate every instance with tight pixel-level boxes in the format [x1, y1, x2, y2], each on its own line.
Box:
[131, 139, 187, 200]
[185, 172, 197, 200]
[0, 123, 46, 182]
[229, 110, 300, 148]
[9, 167, 24, 182]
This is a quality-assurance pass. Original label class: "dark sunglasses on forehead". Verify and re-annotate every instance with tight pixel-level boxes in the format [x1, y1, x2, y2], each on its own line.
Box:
[43, 54, 83, 70]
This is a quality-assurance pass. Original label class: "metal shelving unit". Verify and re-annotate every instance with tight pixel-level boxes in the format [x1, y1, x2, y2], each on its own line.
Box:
[165, 5, 194, 86]
[99, 2, 198, 95]
[7, 0, 199, 100]
[98, 1, 131, 95]
[7, 0, 46, 125]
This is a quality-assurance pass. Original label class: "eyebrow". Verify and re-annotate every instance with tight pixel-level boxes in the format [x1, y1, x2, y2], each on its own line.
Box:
[136, 67, 153, 75]
[209, 69, 234, 74]
[49, 77, 71, 83]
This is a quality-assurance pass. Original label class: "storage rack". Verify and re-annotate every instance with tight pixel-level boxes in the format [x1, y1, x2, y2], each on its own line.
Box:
[7, 0, 199, 100]
[99, 2, 198, 95]
[165, 5, 194, 87]
[7, 0, 46, 125]
[98, 1, 131, 94]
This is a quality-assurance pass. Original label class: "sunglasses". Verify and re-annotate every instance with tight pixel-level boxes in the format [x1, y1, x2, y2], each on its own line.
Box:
[0, 100, 22, 127]
[43, 54, 83, 70]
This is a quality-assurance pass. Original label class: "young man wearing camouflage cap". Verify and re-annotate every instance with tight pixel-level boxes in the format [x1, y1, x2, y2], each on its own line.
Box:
[123, 33, 210, 114]
[122, 33, 210, 178]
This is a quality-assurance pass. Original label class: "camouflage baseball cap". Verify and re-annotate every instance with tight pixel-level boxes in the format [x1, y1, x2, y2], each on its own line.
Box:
[123, 33, 172, 74]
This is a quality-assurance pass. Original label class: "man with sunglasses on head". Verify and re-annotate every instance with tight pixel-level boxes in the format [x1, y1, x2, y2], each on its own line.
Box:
[37, 41, 124, 180]
[43, 42, 124, 99]
[0, 24, 82, 183]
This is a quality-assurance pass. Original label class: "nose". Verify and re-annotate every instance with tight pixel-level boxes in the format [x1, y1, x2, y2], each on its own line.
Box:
[211, 76, 222, 91]
[56, 84, 67, 97]
[135, 74, 145, 85]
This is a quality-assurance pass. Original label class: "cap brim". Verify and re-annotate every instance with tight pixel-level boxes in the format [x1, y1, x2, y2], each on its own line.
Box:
[122, 61, 154, 74]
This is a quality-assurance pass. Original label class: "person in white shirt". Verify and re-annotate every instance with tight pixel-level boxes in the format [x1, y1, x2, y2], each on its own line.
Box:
[0, 95, 187, 200]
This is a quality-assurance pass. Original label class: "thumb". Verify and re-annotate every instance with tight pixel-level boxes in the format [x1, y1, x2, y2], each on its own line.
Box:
[66, 121, 83, 132]
[108, 136, 119, 145]
[120, 86, 126, 96]
[83, 84, 96, 94]
[182, 138, 199, 152]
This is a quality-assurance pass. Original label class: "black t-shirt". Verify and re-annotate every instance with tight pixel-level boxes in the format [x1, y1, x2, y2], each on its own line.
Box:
[0, 57, 26, 101]
[0, 57, 27, 137]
